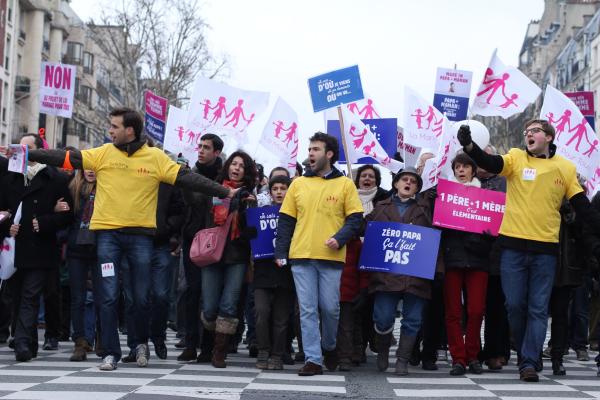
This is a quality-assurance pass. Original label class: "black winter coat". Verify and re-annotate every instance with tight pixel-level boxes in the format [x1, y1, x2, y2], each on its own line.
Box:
[555, 201, 592, 288]
[252, 258, 294, 290]
[155, 183, 184, 247]
[441, 229, 492, 272]
[0, 166, 73, 270]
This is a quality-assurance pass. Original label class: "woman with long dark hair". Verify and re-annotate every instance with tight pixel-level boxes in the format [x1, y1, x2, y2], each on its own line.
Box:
[200, 150, 257, 368]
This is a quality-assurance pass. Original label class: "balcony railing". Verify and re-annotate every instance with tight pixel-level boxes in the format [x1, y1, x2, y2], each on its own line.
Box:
[15, 76, 30, 93]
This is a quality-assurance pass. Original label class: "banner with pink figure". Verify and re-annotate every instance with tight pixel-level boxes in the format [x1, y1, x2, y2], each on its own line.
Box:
[340, 107, 403, 172]
[403, 87, 444, 149]
[260, 97, 299, 175]
[433, 179, 506, 235]
[420, 116, 456, 192]
[540, 85, 600, 197]
[187, 77, 270, 150]
[470, 49, 541, 119]
[163, 105, 196, 165]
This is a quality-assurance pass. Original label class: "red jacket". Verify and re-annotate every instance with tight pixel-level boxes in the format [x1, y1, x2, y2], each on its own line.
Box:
[340, 238, 370, 302]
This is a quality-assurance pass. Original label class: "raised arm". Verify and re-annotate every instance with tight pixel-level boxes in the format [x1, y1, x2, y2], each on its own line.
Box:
[457, 125, 504, 174]
[174, 167, 235, 199]
[29, 149, 83, 170]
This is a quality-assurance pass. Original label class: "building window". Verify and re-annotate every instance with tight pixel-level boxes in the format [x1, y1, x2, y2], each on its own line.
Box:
[77, 85, 93, 107]
[2, 82, 7, 124]
[83, 52, 94, 75]
[8, 0, 13, 23]
[5, 35, 10, 70]
[67, 42, 83, 65]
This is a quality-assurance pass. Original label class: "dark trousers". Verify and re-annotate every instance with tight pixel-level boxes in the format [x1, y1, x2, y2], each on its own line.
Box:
[181, 239, 210, 352]
[68, 256, 100, 342]
[337, 301, 363, 362]
[254, 287, 294, 357]
[480, 275, 511, 361]
[43, 268, 61, 339]
[0, 279, 14, 339]
[149, 245, 176, 344]
[550, 286, 571, 361]
[13, 269, 55, 347]
[421, 278, 447, 362]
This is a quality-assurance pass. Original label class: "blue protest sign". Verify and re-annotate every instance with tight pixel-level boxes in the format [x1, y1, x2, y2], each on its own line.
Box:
[144, 113, 166, 143]
[307, 65, 364, 112]
[327, 118, 397, 164]
[433, 68, 472, 121]
[246, 205, 281, 260]
[359, 221, 440, 279]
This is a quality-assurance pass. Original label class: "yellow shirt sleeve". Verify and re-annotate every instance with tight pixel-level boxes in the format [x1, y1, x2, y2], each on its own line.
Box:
[344, 179, 364, 216]
[280, 179, 298, 218]
[154, 149, 181, 185]
[500, 148, 517, 178]
[566, 165, 584, 199]
[81, 145, 108, 171]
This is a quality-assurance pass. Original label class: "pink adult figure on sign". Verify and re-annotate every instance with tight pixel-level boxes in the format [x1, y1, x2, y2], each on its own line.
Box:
[224, 99, 251, 128]
[176, 126, 184, 142]
[551, 110, 572, 140]
[200, 99, 214, 120]
[476, 68, 511, 104]
[210, 96, 228, 124]
[187, 130, 195, 144]
[359, 99, 381, 119]
[423, 106, 438, 129]
[283, 122, 298, 145]
[349, 125, 368, 149]
[565, 118, 592, 152]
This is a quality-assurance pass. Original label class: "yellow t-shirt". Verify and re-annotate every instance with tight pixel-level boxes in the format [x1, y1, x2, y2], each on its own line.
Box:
[499, 148, 583, 243]
[81, 144, 181, 230]
[280, 174, 364, 263]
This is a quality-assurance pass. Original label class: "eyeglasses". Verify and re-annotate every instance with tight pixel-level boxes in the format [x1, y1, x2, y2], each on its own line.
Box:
[400, 176, 418, 185]
[523, 127, 546, 136]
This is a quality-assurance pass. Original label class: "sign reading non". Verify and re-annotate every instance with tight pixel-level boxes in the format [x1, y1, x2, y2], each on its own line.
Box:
[359, 221, 440, 280]
[144, 90, 168, 143]
[433, 67, 472, 121]
[246, 205, 281, 260]
[433, 179, 506, 235]
[308, 65, 364, 112]
[39, 62, 76, 118]
[327, 118, 397, 164]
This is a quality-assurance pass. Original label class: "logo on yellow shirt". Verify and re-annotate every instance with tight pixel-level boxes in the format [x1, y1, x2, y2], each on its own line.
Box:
[325, 195, 339, 204]
[137, 167, 151, 176]
[554, 177, 565, 187]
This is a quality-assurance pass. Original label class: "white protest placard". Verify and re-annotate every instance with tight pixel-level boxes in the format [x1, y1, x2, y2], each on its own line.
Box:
[8, 145, 27, 174]
[39, 62, 76, 118]
[163, 105, 197, 165]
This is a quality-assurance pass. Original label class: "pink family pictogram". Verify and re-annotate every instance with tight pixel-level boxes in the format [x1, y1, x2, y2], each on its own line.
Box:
[476, 68, 518, 108]
[547, 110, 598, 157]
[199, 97, 255, 129]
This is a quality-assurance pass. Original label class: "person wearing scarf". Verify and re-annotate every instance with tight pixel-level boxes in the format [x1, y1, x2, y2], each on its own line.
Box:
[441, 153, 492, 376]
[200, 151, 257, 368]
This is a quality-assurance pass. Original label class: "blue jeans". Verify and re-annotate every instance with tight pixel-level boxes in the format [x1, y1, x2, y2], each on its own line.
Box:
[150, 244, 175, 343]
[292, 261, 343, 366]
[373, 291, 426, 336]
[500, 249, 556, 371]
[67, 256, 100, 343]
[96, 231, 153, 361]
[84, 290, 96, 345]
[201, 262, 247, 320]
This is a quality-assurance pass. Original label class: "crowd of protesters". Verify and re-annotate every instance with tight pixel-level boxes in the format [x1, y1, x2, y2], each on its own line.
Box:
[1, 108, 600, 383]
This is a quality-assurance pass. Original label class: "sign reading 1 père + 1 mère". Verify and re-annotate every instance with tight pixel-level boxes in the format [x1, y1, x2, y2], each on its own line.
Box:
[308, 65, 364, 112]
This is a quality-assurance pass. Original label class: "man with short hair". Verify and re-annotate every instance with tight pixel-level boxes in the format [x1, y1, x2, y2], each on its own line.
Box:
[275, 132, 363, 376]
[177, 132, 225, 363]
[458, 119, 600, 382]
[1, 109, 236, 371]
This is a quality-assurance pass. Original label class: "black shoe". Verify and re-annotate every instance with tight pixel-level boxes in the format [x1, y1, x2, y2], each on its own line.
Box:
[294, 351, 305, 362]
[552, 360, 566, 376]
[422, 359, 438, 371]
[248, 343, 258, 358]
[8, 338, 14, 349]
[121, 351, 136, 363]
[468, 361, 483, 375]
[196, 350, 212, 363]
[449, 363, 466, 376]
[0, 333, 8, 343]
[520, 367, 539, 382]
[14, 342, 32, 362]
[282, 352, 295, 365]
[154, 341, 167, 360]
[174, 338, 186, 349]
[43, 337, 58, 351]
[408, 346, 421, 366]
[323, 349, 339, 371]
[177, 348, 197, 362]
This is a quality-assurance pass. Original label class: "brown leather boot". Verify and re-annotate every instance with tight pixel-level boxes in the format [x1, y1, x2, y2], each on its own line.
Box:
[70, 338, 89, 362]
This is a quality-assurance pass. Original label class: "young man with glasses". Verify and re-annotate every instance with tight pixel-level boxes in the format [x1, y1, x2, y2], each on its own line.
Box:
[457, 119, 600, 382]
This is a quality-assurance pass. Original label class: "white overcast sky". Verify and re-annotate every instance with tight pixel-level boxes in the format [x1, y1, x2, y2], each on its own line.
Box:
[71, 0, 544, 170]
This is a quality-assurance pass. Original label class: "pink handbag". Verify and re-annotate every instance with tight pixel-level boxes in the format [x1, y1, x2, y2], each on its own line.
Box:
[190, 213, 233, 268]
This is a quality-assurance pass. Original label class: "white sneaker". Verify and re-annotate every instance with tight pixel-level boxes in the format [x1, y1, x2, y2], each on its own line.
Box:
[136, 343, 149, 367]
[99, 355, 117, 371]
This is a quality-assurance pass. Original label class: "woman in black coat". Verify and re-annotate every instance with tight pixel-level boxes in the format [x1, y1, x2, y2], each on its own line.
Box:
[0, 134, 72, 361]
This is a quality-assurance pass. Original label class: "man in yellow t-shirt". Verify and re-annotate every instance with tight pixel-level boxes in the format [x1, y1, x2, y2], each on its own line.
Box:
[3, 107, 236, 371]
[275, 132, 364, 376]
[458, 119, 600, 382]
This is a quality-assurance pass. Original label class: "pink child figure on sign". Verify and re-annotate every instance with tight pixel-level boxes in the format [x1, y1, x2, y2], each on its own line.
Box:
[411, 108, 426, 129]
[566, 118, 592, 152]
[545, 112, 556, 125]
[224, 99, 250, 128]
[583, 139, 599, 157]
[283, 122, 298, 145]
[362, 141, 376, 155]
[176, 126, 184, 142]
[273, 120, 286, 139]
[552, 109, 572, 140]
[500, 93, 518, 109]
[210, 96, 227, 124]
[349, 125, 368, 149]
[476, 68, 511, 104]
[359, 99, 381, 119]
[200, 99, 214, 120]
